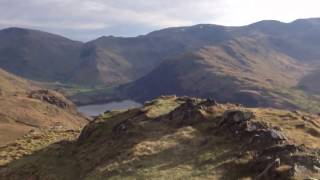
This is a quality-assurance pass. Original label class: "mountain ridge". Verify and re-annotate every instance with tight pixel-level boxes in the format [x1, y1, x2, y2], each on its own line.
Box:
[2, 18, 320, 111]
[120, 36, 319, 112]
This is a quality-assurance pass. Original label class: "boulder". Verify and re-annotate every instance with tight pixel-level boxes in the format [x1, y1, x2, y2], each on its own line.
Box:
[164, 99, 205, 127]
[222, 110, 254, 123]
[197, 98, 217, 108]
[249, 129, 288, 149]
[218, 110, 256, 134]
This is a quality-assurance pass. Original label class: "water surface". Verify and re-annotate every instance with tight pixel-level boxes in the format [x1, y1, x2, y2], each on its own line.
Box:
[78, 100, 142, 116]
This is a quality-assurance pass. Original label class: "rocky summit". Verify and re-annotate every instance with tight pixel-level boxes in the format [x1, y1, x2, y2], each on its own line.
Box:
[0, 96, 319, 179]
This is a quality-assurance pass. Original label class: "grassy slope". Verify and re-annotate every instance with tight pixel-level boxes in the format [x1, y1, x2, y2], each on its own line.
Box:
[0, 69, 34, 94]
[0, 95, 86, 145]
[0, 68, 87, 146]
[0, 129, 80, 166]
[1, 96, 319, 179]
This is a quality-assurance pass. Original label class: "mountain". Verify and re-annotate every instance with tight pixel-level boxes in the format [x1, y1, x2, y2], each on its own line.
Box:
[2, 19, 320, 86]
[0, 68, 87, 146]
[137, 18, 320, 65]
[69, 26, 232, 85]
[120, 39, 320, 112]
[115, 19, 320, 112]
[69, 36, 178, 85]
[1, 96, 319, 179]
[0, 27, 210, 86]
[2, 18, 320, 111]
[0, 28, 83, 82]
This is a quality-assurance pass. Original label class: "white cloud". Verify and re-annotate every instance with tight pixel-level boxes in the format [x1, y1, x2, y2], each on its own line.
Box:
[0, 0, 320, 41]
[216, 0, 320, 25]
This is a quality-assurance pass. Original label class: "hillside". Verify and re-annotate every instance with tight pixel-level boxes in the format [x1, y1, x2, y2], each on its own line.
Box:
[0, 28, 83, 83]
[0, 96, 319, 179]
[121, 37, 320, 112]
[298, 68, 320, 94]
[70, 35, 188, 85]
[71, 18, 320, 111]
[0, 68, 87, 146]
[0, 68, 34, 94]
[0, 27, 203, 86]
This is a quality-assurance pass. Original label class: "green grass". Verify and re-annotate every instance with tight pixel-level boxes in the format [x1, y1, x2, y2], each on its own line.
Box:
[38, 82, 107, 96]
[251, 108, 320, 149]
[142, 96, 183, 118]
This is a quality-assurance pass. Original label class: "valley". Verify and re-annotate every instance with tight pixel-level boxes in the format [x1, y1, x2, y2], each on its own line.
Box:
[2, 19, 320, 112]
[0, 17, 320, 179]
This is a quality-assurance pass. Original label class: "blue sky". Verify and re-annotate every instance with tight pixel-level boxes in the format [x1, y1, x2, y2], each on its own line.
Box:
[1, 0, 320, 41]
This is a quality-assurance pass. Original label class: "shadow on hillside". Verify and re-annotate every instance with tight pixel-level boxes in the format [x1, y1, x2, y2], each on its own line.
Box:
[0, 140, 82, 180]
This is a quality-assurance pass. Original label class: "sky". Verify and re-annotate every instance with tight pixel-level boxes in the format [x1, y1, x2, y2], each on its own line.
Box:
[1, 0, 320, 41]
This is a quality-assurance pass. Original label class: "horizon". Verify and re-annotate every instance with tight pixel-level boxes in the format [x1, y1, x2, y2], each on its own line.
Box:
[1, 17, 319, 42]
[2, 0, 320, 41]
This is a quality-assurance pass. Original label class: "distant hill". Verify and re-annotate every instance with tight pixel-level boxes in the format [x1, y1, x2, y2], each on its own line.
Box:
[70, 35, 188, 85]
[0, 28, 83, 83]
[119, 35, 320, 112]
[1, 96, 319, 179]
[0, 27, 200, 86]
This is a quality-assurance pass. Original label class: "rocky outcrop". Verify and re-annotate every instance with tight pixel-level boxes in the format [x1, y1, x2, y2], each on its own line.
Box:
[219, 110, 288, 149]
[161, 98, 319, 179]
[162, 98, 218, 127]
[28, 90, 77, 113]
[164, 98, 204, 126]
[219, 110, 319, 179]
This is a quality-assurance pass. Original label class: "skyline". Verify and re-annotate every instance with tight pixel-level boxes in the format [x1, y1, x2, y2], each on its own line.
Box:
[1, 0, 320, 41]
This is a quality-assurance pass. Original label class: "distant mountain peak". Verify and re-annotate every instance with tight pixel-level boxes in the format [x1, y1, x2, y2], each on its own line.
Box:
[292, 17, 320, 26]
[1, 27, 31, 34]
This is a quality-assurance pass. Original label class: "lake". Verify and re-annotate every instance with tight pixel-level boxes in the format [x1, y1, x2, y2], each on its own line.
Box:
[77, 100, 142, 116]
